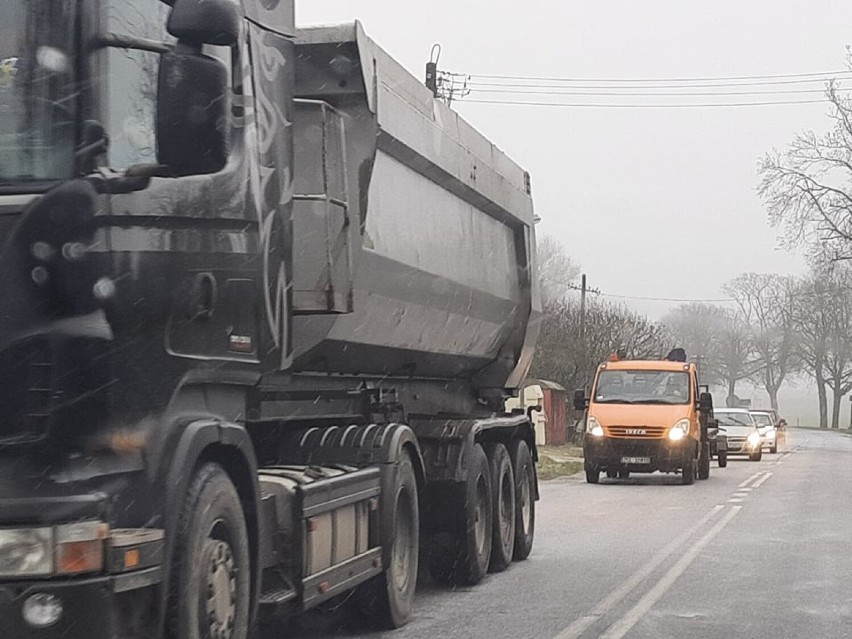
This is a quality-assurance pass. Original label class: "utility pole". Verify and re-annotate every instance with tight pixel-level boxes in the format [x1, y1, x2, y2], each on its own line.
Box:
[579, 273, 587, 342]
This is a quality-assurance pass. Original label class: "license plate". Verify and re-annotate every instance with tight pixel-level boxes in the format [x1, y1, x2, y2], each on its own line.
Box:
[621, 456, 651, 465]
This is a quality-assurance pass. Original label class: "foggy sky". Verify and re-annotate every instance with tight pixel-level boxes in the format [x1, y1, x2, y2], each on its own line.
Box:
[297, 1, 852, 424]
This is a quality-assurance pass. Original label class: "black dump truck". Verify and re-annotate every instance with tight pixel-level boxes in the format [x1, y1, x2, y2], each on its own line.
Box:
[0, 2, 541, 637]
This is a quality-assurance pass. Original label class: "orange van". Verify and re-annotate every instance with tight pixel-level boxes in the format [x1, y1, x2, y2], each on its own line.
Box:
[574, 354, 714, 485]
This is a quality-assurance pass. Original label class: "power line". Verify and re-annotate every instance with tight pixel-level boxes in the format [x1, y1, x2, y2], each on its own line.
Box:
[468, 69, 852, 83]
[467, 75, 851, 90]
[470, 87, 852, 98]
[463, 98, 830, 108]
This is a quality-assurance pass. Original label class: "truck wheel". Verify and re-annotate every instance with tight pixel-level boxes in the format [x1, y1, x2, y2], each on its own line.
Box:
[169, 463, 251, 639]
[484, 443, 515, 572]
[698, 442, 711, 480]
[429, 444, 492, 585]
[356, 453, 419, 628]
[585, 464, 600, 484]
[718, 450, 728, 468]
[509, 440, 536, 561]
[681, 454, 696, 485]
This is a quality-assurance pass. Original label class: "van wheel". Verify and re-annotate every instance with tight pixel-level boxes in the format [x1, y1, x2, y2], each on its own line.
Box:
[718, 450, 728, 468]
[698, 442, 711, 480]
[681, 454, 696, 485]
[585, 465, 600, 484]
[169, 463, 251, 639]
[484, 443, 515, 572]
[509, 440, 536, 561]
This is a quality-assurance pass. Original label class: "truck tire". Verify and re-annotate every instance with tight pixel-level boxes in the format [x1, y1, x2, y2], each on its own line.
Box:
[429, 444, 493, 585]
[698, 442, 711, 480]
[585, 464, 600, 484]
[169, 463, 251, 639]
[484, 443, 515, 572]
[509, 439, 536, 561]
[718, 450, 728, 468]
[681, 453, 696, 485]
[355, 453, 419, 628]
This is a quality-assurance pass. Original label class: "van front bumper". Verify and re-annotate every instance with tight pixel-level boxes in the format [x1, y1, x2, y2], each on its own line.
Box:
[583, 436, 693, 473]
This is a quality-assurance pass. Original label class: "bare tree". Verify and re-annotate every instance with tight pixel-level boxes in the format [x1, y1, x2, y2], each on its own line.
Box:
[759, 82, 852, 263]
[792, 276, 831, 428]
[724, 273, 799, 413]
[536, 235, 580, 304]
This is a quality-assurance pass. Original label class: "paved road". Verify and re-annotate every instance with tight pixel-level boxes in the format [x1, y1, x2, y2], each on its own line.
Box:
[283, 428, 852, 638]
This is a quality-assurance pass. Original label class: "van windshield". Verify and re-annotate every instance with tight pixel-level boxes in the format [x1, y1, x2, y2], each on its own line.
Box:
[593, 370, 691, 405]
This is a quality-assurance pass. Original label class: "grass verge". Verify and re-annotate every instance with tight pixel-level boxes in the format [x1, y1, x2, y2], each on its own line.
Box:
[536, 455, 584, 480]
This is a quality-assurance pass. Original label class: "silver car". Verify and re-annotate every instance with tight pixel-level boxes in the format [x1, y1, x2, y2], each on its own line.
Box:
[714, 409, 763, 461]
[750, 411, 778, 454]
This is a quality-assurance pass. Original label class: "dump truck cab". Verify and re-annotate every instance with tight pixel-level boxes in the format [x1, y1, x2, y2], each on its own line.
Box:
[577, 353, 713, 485]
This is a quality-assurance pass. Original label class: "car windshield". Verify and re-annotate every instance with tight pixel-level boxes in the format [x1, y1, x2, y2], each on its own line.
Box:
[752, 414, 773, 427]
[594, 370, 690, 405]
[715, 412, 755, 428]
[0, 0, 77, 184]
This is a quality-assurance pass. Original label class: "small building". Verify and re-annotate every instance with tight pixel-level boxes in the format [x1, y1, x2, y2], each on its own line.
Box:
[505, 379, 568, 446]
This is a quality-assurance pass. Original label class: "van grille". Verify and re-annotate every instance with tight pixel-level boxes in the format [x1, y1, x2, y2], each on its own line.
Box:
[605, 425, 667, 439]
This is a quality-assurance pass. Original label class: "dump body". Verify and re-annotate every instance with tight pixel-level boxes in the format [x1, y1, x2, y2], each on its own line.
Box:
[290, 24, 540, 390]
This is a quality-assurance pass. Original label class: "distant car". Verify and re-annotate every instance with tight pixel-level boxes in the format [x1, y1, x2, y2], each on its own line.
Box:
[750, 410, 778, 453]
[713, 409, 763, 461]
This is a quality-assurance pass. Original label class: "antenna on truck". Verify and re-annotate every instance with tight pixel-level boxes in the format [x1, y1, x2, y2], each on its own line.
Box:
[425, 44, 471, 106]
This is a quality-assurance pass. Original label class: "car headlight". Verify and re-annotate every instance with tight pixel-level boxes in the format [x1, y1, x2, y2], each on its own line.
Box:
[587, 416, 605, 437]
[0, 528, 53, 578]
[747, 432, 761, 447]
[668, 418, 691, 441]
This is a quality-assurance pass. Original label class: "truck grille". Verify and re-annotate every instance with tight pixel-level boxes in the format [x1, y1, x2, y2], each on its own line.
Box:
[606, 425, 666, 439]
[0, 340, 54, 447]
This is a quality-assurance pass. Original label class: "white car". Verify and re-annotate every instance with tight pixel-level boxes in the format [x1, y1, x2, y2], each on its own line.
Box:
[750, 411, 778, 454]
[713, 409, 763, 461]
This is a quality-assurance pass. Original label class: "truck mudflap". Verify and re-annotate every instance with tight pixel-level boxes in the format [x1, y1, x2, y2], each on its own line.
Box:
[0, 528, 164, 639]
[584, 437, 694, 473]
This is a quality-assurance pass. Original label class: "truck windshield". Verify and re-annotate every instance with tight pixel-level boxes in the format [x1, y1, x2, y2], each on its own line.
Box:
[594, 370, 691, 405]
[0, 0, 77, 184]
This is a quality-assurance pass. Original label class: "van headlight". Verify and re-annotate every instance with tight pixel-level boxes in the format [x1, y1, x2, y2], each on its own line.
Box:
[587, 416, 605, 437]
[668, 419, 691, 441]
[747, 432, 761, 447]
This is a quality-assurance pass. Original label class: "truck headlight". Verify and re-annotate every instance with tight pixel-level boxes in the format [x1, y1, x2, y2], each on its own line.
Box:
[0, 528, 53, 578]
[668, 419, 691, 441]
[587, 416, 604, 437]
[747, 432, 761, 447]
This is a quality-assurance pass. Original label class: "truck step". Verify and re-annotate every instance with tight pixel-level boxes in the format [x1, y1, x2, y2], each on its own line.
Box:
[259, 587, 298, 607]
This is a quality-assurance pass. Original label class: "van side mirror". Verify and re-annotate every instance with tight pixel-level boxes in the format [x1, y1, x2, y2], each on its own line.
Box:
[698, 391, 713, 413]
[168, 0, 242, 47]
[573, 389, 588, 411]
[157, 47, 229, 176]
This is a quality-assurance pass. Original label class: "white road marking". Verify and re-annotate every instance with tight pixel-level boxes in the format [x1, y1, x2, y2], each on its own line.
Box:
[752, 472, 773, 489]
[552, 505, 725, 639]
[739, 472, 765, 488]
[738, 487, 753, 492]
[598, 506, 742, 639]
[728, 498, 743, 503]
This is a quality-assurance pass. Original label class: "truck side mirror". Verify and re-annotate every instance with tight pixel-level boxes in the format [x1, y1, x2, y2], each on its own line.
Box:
[573, 389, 588, 411]
[157, 47, 230, 176]
[167, 0, 242, 47]
[698, 391, 713, 413]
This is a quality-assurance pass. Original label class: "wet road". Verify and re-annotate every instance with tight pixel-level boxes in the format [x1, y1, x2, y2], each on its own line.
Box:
[282, 428, 852, 639]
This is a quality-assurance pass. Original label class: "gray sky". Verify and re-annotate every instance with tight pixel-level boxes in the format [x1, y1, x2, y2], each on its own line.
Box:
[299, 0, 852, 321]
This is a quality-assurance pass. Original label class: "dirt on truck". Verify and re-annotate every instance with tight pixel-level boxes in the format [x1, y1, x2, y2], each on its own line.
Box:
[575, 351, 717, 485]
[0, 2, 541, 638]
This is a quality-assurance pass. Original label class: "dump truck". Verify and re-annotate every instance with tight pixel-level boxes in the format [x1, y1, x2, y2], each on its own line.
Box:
[574, 352, 715, 484]
[0, 2, 541, 637]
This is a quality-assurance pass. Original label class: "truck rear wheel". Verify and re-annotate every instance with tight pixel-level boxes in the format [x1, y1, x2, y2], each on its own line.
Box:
[429, 444, 493, 585]
[355, 453, 419, 628]
[169, 462, 251, 639]
[509, 440, 536, 561]
[698, 442, 711, 480]
[484, 443, 515, 572]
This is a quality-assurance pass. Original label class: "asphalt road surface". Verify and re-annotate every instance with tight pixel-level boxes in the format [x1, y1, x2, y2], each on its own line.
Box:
[281, 428, 852, 639]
